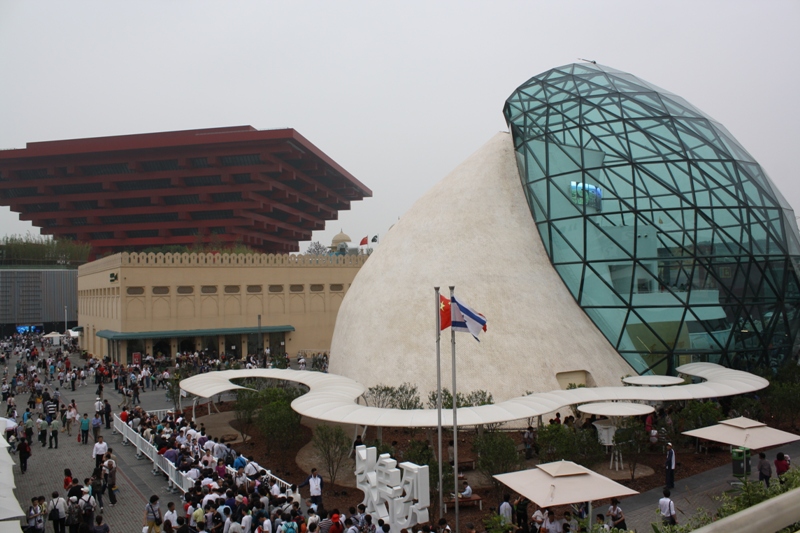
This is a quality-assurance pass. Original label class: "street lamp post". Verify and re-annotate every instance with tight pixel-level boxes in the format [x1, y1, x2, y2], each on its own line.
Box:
[258, 314, 263, 367]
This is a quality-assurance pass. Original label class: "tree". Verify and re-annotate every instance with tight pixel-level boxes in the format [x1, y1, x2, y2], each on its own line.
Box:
[312, 424, 352, 486]
[764, 381, 800, 429]
[164, 373, 184, 413]
[365, 383, 423, 410]
[483, 514, 514, 533]
[613, 417, 648, 480]
[473, 431, 520, 490]
[394, 383, 423, 410]
[365, 385, 395, 408]
[670, 400, 723, 445]
[256, 387, 303, 451]
[536, 424, 603, 468]
[405, 440, 453, 514]
[306, 241, 329, 256]
[426, 388, 493, 409]
[233, 389, 260, 442]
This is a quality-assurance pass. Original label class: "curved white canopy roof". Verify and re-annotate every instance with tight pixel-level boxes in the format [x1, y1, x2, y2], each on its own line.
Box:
[179, 363, 769, 428]
[578, 402, 654, 417]
[622, 375, 685, 386]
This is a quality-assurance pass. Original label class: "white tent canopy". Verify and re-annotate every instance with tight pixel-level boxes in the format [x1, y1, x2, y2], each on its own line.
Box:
[41, 332, 63, 339]
[683, 417, 800, 450]
[623, 375, 684, 386]
[578, 402, 654, 417]
[180, 363, 768, 428]
[0, 494, 25, 520]
[494, 460, 638, 507]
[0, 521, 23, 533]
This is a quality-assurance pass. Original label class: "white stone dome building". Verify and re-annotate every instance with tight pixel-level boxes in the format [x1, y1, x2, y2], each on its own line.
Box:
[329, 132, 635, 401]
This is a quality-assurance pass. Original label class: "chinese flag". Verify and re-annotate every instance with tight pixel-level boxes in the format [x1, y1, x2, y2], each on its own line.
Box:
[439, 295, 451, 330]
[360, 236, 368, 246]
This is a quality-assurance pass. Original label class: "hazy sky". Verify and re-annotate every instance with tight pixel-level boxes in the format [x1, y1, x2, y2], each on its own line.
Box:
[1, 1, 798, 252]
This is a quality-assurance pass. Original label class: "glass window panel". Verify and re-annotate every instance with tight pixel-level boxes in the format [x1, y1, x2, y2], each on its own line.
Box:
[550, 223, 583, 264]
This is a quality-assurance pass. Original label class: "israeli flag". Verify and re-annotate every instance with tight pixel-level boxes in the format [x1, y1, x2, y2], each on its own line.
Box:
[451, 295, 487, 341]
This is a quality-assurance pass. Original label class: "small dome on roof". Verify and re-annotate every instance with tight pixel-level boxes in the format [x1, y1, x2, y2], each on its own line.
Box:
[331, 230, 351, 247]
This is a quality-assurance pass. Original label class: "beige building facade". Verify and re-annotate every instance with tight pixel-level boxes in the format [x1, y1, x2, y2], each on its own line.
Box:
[78, 252, 366, 363]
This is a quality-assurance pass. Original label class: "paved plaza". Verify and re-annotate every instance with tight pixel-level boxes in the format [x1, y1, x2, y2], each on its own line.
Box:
[8, 351, 184, 531]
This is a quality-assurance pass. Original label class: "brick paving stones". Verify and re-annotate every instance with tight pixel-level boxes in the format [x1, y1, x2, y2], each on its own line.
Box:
[8, 352, 183, 531]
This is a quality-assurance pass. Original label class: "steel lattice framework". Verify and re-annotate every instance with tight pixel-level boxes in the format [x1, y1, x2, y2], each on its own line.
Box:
[504, 63, 800, 374]
[0, 126, 371, 256]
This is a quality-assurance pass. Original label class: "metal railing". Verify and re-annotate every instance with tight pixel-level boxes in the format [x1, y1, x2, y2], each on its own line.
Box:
[112, 413, 290, 493]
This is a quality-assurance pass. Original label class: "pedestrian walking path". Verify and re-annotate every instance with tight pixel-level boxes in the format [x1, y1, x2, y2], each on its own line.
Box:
[8, 353, 184, 531]
[620, 439, 800, 531]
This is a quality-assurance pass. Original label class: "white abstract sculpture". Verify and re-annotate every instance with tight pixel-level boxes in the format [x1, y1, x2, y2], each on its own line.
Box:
[355, 445, 430, 531]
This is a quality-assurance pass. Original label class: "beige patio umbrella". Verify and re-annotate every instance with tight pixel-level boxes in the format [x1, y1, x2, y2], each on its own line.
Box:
[494, 460, 638, 521]
[682, 417, 800, 450]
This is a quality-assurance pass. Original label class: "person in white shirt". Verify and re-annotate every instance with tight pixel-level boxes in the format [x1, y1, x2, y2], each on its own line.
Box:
[270, 480, 281, 497]
[594, 514, 610, 531]
[542, 511, 562, 533]
[498, 494, 513, 525]
[163, 501, 179, 528]
[531, 505, 547, 531]
[92, 436, 109, 468]
[658, 489, 677, 525]
[241, 512, 253, 533]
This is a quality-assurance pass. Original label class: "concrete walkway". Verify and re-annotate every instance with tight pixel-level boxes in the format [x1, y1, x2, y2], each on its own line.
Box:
[619, 439, 800, 532]
[8, 352, 184, 531]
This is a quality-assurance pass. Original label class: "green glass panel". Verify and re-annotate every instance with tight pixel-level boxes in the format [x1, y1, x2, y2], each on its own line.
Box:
[505, 62, 800, 374]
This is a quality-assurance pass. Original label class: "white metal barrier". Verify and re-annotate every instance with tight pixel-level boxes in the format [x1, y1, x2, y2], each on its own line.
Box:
[112, 414, 289, 493]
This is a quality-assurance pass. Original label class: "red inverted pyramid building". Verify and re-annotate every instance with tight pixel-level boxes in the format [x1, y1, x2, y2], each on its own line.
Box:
[0, 126, 371, 256]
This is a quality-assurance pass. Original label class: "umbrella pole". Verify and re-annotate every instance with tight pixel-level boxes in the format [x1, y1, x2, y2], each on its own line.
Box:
[588, 501, 592, 531]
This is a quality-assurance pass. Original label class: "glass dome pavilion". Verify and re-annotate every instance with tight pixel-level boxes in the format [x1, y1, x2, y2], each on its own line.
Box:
[504, 63, 800, 375]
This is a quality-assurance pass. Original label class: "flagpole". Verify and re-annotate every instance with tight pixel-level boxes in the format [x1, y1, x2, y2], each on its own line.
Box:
[449, 285, 459, 533]
[435, 286, 444, 518]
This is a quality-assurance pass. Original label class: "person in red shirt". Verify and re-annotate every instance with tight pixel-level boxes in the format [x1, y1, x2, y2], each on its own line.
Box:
[775, 452, 790, 482]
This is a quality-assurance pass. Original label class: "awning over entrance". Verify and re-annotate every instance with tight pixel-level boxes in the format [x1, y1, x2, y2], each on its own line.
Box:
[96, 325, 295, 341]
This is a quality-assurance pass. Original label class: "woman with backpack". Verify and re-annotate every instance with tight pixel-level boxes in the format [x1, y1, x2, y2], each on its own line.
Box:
[47, 491, 67, 533]
[65, 496, 82, 533]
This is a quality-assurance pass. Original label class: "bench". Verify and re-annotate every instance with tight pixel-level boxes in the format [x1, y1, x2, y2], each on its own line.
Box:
[443, 495, 483, 513]
[456, 459, 476, 471]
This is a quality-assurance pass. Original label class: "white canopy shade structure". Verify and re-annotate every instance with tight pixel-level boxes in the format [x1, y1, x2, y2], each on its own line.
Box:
[180, 363, 768, 428]
[0, 521, 23, 532]
[0, 467, 14, 488]
[622, 375, 685, 386]
[578, 402, 654, 417]
[41, 332, 63, 339]
[494, 461, 638, 507]
[683, 417, 800, 450]
[0, 419, 16, 431]
[0, 494, 25, 520]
